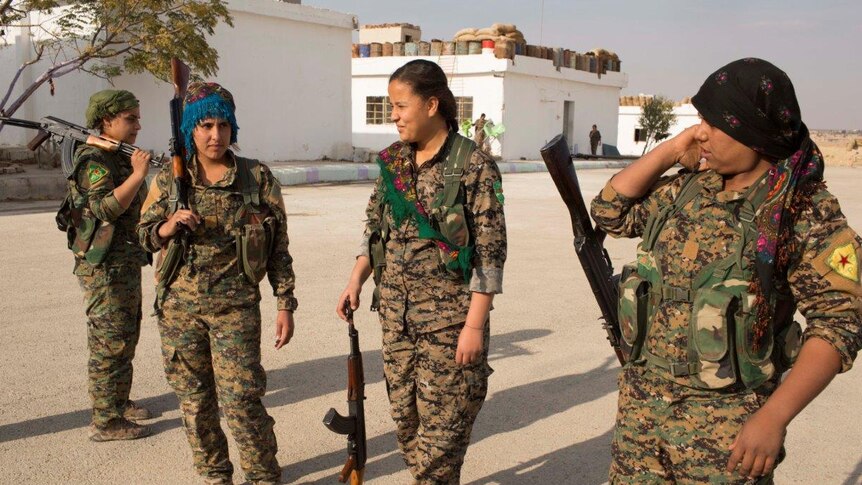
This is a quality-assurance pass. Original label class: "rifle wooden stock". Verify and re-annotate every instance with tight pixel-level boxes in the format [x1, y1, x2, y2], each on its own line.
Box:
[324, 305, 367, 484]
[540, 134, 628, 365]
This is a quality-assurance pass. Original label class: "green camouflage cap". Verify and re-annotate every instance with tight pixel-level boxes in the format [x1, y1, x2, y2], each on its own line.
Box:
[85, 89, 139, 129]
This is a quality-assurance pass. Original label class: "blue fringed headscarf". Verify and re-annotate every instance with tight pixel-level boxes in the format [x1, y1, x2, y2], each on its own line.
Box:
[181, 82, 240, 159]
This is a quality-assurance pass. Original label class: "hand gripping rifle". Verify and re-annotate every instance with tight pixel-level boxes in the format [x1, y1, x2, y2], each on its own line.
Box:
[0, 115, 166, 176]
[540, 134, 629, 365]
[323, 302, 367, 484]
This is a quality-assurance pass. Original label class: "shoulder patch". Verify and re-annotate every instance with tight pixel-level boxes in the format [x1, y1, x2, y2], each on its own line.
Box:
[493, 180, 505, 206]
[87, 162, 109, 185]
[827, 243, 858, 282]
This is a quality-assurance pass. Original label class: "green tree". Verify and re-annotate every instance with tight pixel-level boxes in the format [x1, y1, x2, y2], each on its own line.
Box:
[0, 0, 231, 124]
[638, 95, 677, 155]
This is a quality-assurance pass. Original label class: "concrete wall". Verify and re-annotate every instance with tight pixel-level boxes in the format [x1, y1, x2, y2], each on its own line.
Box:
[351, 53, 626, 161]
[359, 26, 422, 44]
[1, 0, 355, 162]
[617, 103, 699, 156]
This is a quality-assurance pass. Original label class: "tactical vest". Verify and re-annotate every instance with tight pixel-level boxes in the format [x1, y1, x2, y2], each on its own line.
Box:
[154, 157, 274, 309]
[617, 171, 802, 390]
[55, 148, 121, 265]
[367, 135, 476, 311]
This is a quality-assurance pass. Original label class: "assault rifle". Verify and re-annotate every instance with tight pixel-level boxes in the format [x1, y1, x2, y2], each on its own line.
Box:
[540, 134, 629, 365]
[169, 58, 191, 214]
[0, 115, 166, 176]
[323, 302, 367, 484]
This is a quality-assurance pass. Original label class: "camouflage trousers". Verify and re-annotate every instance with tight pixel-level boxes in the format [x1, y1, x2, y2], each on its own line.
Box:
[75, 261, 142, 427]
[158, 299, 280, 483]
[610, 365, 781, 484]
[382, 322, 493, 485]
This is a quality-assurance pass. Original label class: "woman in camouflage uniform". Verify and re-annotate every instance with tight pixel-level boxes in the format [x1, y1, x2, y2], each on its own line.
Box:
[336, 59, 507, 484]
[73, 89, 154, 442]
[138, 83, 297, 485]
[591, 58, 861, 483]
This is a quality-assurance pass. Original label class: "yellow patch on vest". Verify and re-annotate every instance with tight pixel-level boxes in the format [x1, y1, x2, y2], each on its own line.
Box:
[827, 243, 859, 282]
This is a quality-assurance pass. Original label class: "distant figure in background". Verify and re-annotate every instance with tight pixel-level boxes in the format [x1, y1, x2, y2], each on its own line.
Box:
[590, 124, 602, 155]
[473, 113, 489, 152]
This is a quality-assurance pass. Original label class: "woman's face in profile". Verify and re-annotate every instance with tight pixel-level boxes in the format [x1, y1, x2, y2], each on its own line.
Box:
[695, 118, 763, 176]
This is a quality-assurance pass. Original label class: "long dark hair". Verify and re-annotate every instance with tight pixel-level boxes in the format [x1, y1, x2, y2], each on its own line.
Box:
[389, 59, 458, 131]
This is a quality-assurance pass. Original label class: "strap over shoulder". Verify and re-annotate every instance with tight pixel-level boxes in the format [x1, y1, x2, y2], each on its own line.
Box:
[441, 134, 476, 207]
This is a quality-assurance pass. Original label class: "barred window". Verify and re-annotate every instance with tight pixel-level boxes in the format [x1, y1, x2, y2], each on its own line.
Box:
[455, 96, 473, 125]
[634, 128, 648, 142]
[366, 96, 393, 125]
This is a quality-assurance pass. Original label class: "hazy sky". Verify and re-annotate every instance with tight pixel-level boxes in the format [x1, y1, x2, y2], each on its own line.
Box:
[308, 0, 861, 130]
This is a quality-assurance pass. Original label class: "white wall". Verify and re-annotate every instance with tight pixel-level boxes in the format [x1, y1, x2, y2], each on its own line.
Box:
[501, 55, 625, 160]
[2, 0, 355, 162]
[617, 103, 699, 156]
[351, 53, 627, 161]
[358, 26, 422, 44]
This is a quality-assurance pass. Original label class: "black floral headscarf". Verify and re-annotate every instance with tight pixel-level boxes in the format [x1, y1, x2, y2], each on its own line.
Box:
[692, 58, 826, 347]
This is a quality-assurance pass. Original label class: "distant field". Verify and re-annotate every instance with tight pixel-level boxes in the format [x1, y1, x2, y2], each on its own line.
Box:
[811, 131, 861, 167]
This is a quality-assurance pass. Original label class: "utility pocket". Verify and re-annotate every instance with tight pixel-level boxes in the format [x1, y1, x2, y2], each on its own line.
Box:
[617, 264, 650, 360]
[236, 223, 269, 284]
[691, 288, 737, 389]
[774, 320, 802, 374]
[735, 293, 777, 389]
[155, 239, 184, 285]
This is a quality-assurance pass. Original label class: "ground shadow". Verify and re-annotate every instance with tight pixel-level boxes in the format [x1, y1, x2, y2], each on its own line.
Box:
[465, 429, 614, 485]
[284, 355, 619, 484]
[842, 456, 862, 485]
[0, 328, 551, 444]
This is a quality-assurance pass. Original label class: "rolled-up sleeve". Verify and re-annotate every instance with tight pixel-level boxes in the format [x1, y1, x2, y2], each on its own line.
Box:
[590, 173, 684, 239]
[261, 167, 298, 312]
[357, 177, 384, 259]
[137, 166, 172, 253]
[465, 152, 506, 294]
[790, 190, 862, 372]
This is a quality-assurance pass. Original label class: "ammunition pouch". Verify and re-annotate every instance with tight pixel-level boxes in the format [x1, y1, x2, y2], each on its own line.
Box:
[236, 215, 276, 285]
[154, 238, 185, 309]
[616, 263, 653, 362]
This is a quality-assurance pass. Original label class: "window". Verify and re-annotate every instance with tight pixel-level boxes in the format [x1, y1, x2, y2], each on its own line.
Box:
[634, 128, 648, 142]
[366, 96, 392, 125]
[455, 96, 473, 125]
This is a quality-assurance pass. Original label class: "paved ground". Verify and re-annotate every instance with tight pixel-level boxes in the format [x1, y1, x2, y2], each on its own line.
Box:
[0, 169, 860, 484]
[0, 159, 630, 201]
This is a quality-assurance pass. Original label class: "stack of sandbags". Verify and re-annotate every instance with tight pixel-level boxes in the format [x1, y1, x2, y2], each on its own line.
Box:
[453, 24, 526, 44]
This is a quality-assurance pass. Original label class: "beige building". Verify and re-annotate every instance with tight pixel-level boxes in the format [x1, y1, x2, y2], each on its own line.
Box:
[358, 23, 422, 44]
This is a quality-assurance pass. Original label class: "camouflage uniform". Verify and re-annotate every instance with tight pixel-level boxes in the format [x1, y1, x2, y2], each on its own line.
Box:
[589, 128, 601, 155]
[359, 137, 507, 484]
[138, 153, 297, 483]
[591, 169, 862, 483]
[72, 145, 149, 429]
[472, 117, 487, 150]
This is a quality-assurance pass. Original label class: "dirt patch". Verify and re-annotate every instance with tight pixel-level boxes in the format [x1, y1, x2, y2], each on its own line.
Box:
[812, 131, 862, 167]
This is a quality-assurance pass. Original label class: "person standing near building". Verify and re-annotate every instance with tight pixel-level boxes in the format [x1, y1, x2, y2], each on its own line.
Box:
[68, 89, 154, 442]
[138, 82, 297, 485]
[472, 113, 489, 152]
[589, 124, 602, 155]
[591, 58, 861, 483]
[336, 59, 507, 484]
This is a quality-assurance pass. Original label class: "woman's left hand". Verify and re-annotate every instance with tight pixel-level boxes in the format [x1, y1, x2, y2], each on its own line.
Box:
[726, 409, 786, 479]
[456, 324, 484, 365]
[274, 310, 294, 350]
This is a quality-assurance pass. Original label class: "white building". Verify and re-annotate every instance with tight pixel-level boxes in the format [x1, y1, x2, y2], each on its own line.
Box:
[616, 95, 700, 156]
[1, 0, 355, 161]
[352, 52, 628, 160]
